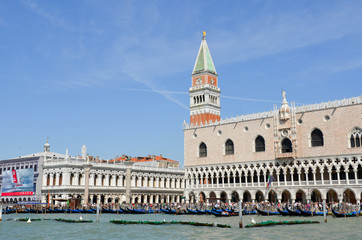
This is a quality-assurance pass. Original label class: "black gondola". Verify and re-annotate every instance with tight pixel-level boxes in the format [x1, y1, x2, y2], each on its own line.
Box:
[287, 208, 301, 216]
[277, 208, 289, 216]
[256, 208, 279, 216]
[332, 209, 360, 218]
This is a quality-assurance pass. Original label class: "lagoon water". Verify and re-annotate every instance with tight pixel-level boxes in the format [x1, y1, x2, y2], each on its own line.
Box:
[1, 213, 361, 240]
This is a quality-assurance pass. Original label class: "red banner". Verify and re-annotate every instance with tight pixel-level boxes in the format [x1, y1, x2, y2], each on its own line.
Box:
[12, 169, 18, 183]
[1, 191, 33, 196]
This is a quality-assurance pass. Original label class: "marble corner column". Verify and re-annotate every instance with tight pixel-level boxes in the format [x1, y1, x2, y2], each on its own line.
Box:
[83, 164, 92, 207]
[124, 161, 135, 204]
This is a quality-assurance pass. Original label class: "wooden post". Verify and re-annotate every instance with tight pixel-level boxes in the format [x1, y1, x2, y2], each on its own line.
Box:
[357, 200, 360, 217]
[238, 201, 243, 228]
[96, 204, 100, 223]
[0, 205, 3, 222]
[323, 199, 327, 223]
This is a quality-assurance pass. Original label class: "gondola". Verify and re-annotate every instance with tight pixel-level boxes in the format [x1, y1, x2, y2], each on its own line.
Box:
[54, 208, 66, 213]
[242, 209, 257, 215]
[205, 209, 213, 214]
[256, 208, 280, 216]
[332, 209, 360, 218]
[287, 208, 301, 216]
[212, 210, 239, 217]
[120, 207, 131, 213]
[187, 208, 199, 214]
[277, 208, 289, 216]
[169, 209, 187, 215]
[67, 209, 80, 213]
[161, 208, 171, 214]
[127, 208, 147, 214]
[77, 209, 87, 213]
[298, 207, 323, 217]
[196, 209, 207, 215]
[85, 209, 95, 214]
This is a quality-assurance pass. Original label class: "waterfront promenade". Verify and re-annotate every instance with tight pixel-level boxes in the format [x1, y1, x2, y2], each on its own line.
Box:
[0, 211, 361, 239]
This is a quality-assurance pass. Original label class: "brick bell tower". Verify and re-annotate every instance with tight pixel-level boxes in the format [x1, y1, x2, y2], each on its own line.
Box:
[189, 32, 221, 126]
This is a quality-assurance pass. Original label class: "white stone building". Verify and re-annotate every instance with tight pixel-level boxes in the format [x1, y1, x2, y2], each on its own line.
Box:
[41, 143, 185, 206]
[183, 33, 362, 205]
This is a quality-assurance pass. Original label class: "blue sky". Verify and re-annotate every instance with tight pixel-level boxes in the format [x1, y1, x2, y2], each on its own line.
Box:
[0, 0, 361, 165]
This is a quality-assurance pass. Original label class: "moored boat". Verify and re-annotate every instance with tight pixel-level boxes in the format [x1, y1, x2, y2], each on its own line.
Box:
[332, 209, 360, 218]
[277, 208, 289, 216]
[256, 208, 279, 216]
[287, 208, 301, 216]
[212, 210, 239, 217]
[298, 207, 323, 217]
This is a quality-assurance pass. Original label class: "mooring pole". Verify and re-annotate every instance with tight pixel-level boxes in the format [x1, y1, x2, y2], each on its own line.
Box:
[0, 205, 3, 222]
[96, 204, 100, 223]
[238, 201, 243, 228]
[357, 200, 360, 217]
[323, 199, 327, 223]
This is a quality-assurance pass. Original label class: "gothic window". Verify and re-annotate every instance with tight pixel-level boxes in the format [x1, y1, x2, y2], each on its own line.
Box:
[199, 142, 207, 157]
[311, 128, 324, 147]
[350, 128, 362, 148]
[255, 135, 265, 152]
[225, 139, 234, 155]
[281, 138, 293, 153]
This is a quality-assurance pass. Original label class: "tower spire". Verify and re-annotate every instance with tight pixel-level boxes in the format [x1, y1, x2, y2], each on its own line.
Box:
[189, 33, 220, 126]
[192, 32, 217, 75]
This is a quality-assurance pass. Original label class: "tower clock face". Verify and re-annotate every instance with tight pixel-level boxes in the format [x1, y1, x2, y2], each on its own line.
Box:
[196, 78, 202, 85]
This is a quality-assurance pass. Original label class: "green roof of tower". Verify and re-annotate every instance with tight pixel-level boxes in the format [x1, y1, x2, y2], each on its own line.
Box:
[192, 32, 217, 75]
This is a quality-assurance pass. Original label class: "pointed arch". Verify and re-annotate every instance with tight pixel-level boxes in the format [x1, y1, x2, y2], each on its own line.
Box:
[281, 138, 293, 153]
[225, 139, 234, 155]
[255, 135, 265, 152]
[350, 127, 362, 148]
[199, 142, 207, 157]
[311, 128, 324, 147]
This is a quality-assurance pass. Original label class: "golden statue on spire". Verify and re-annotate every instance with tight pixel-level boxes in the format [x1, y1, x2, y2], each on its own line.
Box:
[203, 31, 206, 38]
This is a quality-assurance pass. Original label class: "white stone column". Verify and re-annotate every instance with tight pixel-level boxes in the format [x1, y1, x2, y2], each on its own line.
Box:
[345, 170, 349, 185]
[55, 173, 60, 186]
[43, 173, 48, 186]
[321, 168, 324, 185]
[298, 170, 301, 186]
[111, 175, 116, 187]
[172, 178, 175, 188]
[257, 173, 260, 187]
[277, 171, 280, 186]
[337, 170, 340, 185]
[50, 174, 54, 186]
[105, 174, 110, 187]
[167, 178, 171, 188]
[150, 177, 154, 188]
[313, 170, 316, 185]
[97, 175, 102, 186]
[89, 173, 95, 186]
[354, 170, 358, 184]
[160, 177, 165, 188]
[328, 170, 332, 185]
[74, 173, 79, 185]
[131, 176, 136, 187]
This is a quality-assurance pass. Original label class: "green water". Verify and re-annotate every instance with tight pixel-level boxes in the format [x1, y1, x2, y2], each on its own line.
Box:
[1, 213, 361, 239]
